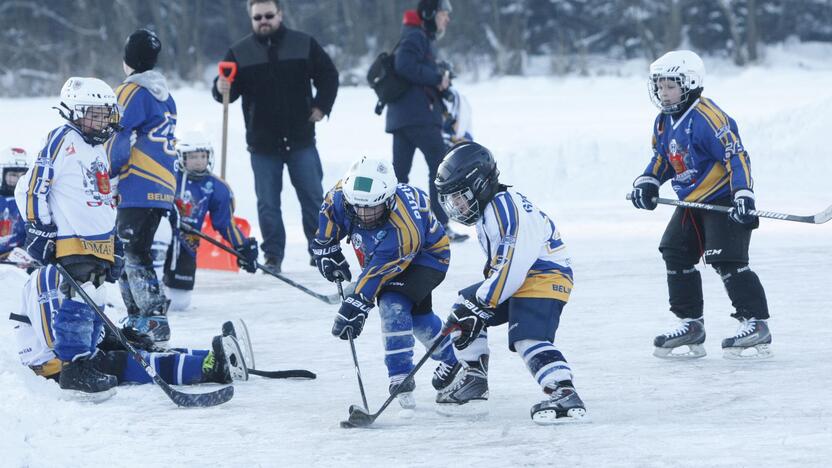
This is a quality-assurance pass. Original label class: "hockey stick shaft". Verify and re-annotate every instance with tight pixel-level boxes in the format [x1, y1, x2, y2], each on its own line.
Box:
[338, 279, 370, 412]
[626, 194, 832, 224]
[181, 224, 340, 304]
[54, 264, 233, 407]
[247, 368, 316, 379]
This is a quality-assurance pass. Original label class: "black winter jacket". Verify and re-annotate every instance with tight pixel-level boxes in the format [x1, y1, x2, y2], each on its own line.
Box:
[212, 26, 339, 154]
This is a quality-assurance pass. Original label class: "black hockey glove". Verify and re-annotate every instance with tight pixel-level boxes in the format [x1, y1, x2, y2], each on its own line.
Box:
[311, 239, 351, 282]
[105, 236, 125, 283]
[630, 175, 660, 210]
[236, 237, 259, 273]
[332, 293, 372, 340]
[729, 189, 757, 225]
[24, 221, 57, 266]
[447, 293, 494, 350]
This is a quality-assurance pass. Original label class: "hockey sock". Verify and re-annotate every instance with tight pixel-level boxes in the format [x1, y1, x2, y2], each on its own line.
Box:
[713, 262, 770, 320]
[378, 292, 416, 377]
[412, 313, 457, 364]
[122, 351, 206, 385]
[665, 262, 704, 319]
[124, 262, 167, 315]
[515, 339, 572, 389]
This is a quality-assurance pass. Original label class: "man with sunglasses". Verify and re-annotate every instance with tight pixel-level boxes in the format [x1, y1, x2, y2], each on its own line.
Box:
[213, 0, 339, 274]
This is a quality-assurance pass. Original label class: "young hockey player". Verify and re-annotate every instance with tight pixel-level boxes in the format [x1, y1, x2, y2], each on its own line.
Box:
[106, 28, 178, 345]
[14, 77, 123, 394]
[0, 147, 29, 258]
[164, 137, 259, 311]
[11, 264, 248, 389]
[434, 141, 586, 425]
[630, 50, 772, 360]
[312, 157, 458, 409]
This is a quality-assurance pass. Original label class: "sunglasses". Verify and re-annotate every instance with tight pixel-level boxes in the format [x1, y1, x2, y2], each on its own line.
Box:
[252, 13, 276, 21]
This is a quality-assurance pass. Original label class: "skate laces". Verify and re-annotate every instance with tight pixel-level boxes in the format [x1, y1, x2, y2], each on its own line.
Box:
[434, 362, 454, 380]
[664, 319, 694, 338]
[732, 319, 757, 338]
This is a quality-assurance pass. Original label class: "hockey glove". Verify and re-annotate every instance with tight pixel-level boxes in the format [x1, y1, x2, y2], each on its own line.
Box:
[311, 239, 351, 282]
[332, 293, 372, 340]
[236, 237, 259, 273]
[630, 176, 660, 210]
[729, 189, 757, 225]
[447, 293, 494, 351]
[105, 237, 125, 283]
[24, 221, 57, 266]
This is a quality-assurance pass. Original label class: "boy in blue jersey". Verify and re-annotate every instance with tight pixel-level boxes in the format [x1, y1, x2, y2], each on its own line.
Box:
[311, 157, 458, 409]
[0, 147, 29, 258]
[107, 29, 178, 346]
[163, 138, 259, 311]
[630, 50, 771, 360]
[434, 142, 586, 425]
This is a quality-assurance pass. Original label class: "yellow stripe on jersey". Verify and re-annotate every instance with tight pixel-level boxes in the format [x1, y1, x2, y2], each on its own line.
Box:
[354, 208, 419, 298]
[26, 162, 40, 221]
[685, 166, 729, 202]
[56, 235, 115, 262]
[36, 269, 54, 349]
[120, 148, 176, 192]
[117, 83, 141, 108]
[514, 271, 574, 302]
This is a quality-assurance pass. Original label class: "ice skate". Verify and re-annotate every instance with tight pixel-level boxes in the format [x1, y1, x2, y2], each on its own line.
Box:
[390, 374, 416, 409]
[432, 360, 462, 391]
[222, 319, 255, 370]
[59, 355, 118, 394]
[722, 318, 772, 360]
[653, 317, 706, 359]
[435, 355, 489, 417]
[203, 335, 248, 383]
[531, 381, 587, 425]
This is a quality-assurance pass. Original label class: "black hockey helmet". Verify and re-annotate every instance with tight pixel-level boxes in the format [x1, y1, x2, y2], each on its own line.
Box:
[434, 141, 500, 226]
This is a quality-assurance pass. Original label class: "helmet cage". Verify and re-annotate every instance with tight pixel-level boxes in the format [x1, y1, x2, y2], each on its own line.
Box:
[648, 73, 697, 114]
[58, 102, 121, 144]
[438, 184, 479, 226]
[345, 197, 395, 230]
[176, 144, 215, 178]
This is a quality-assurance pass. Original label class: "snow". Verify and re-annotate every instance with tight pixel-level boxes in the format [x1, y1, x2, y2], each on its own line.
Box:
[2, 45, 832, 467]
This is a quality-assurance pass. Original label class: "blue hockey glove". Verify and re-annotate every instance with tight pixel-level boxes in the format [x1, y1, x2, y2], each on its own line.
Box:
[729, 189, 757, 225]
[630, 175, 660, 210]
[446, 293, 494, 350]
[24, 221, 57, 266]
[236, 237, 259, 273]
[332, 293, 372, 340]
[105, 237, 125, 283]
[311, 239, 351, 282]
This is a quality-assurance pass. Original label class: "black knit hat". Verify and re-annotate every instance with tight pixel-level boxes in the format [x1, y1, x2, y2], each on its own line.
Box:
[124, 28, 161, 73]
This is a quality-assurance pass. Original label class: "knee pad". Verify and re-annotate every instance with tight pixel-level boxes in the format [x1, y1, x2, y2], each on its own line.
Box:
[378, 292, 414, 330]
[665, 262, 703, 319]
[712, 262, 769, 320]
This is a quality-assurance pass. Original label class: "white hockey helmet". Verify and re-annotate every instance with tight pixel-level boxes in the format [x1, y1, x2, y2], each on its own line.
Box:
[0, 146, 29, 196]
[647, 50, 705, 114]
[175, 135, 214, 178]
[57, 77, 121, 144]
[341, 157, 398, 229]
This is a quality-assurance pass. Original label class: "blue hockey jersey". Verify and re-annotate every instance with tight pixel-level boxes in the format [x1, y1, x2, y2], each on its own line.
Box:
[642, 97, 753, 203]
[316, 183, 450, 301]
[173, 169, 246, 256]
[0, 195, 25, 255]
[106, 71, 177, 209]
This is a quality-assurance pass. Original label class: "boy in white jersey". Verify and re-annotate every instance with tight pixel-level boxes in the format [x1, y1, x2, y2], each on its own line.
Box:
[434, 142, 586, 425]
[15, 77, 124, 394]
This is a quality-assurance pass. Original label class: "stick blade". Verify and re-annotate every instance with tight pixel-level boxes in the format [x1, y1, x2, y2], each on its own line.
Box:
[164, 384, 234, 408]
[248, 368, 316, 379]
[345, 405, 375, 428]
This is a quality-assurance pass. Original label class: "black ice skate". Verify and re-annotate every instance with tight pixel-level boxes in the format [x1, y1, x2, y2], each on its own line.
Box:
[222, 319, 255, 370]
[389, 374, 416, 409]
[531, 380, 587, 425]
[435, 355, 489, 417]
[432, 361, 462, 391]
[721, 318, 772, 360]
[653, 317, 706, 359]
[59, 355, 118, 394]
[203, 335, 249, 383]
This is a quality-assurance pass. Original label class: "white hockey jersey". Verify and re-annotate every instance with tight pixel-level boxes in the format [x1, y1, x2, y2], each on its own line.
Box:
[475, 189, 573, 308]
[15, 125, 116, 262]
[11, 265, 62, 376]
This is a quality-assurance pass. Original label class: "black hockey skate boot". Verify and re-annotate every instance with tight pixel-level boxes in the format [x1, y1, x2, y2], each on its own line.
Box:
[436, 355, 489, 416]
[721, 318, 772, 360]
[531, 380, 587, 425]
[202, 335, 248, 383]
[432, 360, 462, 391]
[389, 374, 417, 409]
[221, 319, 255, 369]
[653, 317, 706, 359]
[59, 356, 118, 393]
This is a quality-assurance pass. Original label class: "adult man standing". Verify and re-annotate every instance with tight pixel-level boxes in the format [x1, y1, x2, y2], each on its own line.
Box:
[386, 0, 467, 242]
[213, 0, 339, 272]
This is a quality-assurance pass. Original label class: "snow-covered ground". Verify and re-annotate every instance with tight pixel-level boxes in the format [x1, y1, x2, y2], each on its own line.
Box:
[2, 45, 831, 467]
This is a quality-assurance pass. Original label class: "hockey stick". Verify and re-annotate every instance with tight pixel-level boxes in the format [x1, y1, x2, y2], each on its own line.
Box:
[248, 368, 316, 379]
[337, 278, 370, 414]
[54, 264, 234, 408]
[340, 325, 457, 429]
[180, 223, 340, 304]
[626, 194, 832, 224]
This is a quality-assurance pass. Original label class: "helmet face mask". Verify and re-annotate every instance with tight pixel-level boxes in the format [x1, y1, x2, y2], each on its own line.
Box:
[647, 50, 705, 114]
[438, 185, 478, 226]
[176, 143, 214, 178]
[342, 157, 398, 230]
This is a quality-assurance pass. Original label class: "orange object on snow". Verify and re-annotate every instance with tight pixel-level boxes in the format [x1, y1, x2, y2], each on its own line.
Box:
[196, 214, 251, 271]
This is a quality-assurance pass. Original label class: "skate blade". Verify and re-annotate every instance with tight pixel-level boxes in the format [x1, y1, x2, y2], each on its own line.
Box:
[723, 344, 773, 360]
[532, 407, 588, 425]
[396, 391, 416, 409]
[435, 399, 489, 418]
[653, 344, 706, 360]
[58, 387, 117, 404]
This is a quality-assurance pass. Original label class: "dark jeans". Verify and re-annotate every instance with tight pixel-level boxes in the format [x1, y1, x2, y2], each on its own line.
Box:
[250, 145, 324, 263]
[392, 125, 448, 225]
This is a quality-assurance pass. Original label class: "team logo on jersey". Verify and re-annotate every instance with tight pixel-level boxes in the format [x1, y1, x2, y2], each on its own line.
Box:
[351, 233, 363, 249]
[668, 139, 697, 184]
[176, 190, 206, 224]
[79, 158, 114, 207]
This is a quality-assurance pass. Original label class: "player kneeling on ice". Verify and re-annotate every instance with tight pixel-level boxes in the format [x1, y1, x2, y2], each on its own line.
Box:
[1, 147, 30, 259]
[312, 157, 458, 409]
[434, 142, 586, 425]
[163, 137, 258, 311]
[10, 265, 249, 393]
[631, 50, 771, 360]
